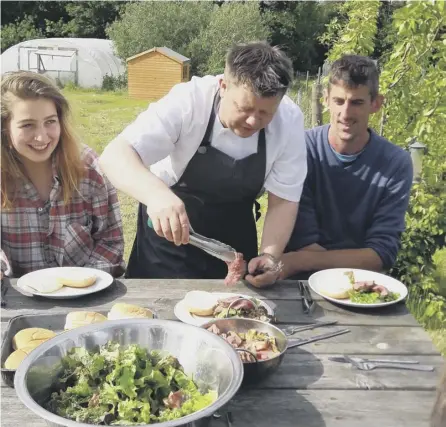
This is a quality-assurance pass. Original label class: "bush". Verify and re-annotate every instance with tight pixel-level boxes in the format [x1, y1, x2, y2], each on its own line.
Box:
[433, 248, 446, 297]
[63, 81, 78, 91]
[102, 73, 127, 91]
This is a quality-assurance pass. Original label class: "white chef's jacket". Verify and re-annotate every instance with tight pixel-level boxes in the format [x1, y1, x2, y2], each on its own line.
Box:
[119, 75, 307, 202]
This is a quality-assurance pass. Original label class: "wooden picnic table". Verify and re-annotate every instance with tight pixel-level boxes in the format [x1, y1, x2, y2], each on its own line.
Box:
[1, 278, 444, 427]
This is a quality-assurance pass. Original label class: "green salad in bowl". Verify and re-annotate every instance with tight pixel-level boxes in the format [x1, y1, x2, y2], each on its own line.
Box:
[45, 342, 217, 425]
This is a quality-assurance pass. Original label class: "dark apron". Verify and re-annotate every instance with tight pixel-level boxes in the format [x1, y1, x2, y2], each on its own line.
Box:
[126, 91, 266, 279]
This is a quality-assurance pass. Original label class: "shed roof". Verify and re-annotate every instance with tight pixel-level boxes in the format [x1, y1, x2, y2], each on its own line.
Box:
[127, 47, 190, 64]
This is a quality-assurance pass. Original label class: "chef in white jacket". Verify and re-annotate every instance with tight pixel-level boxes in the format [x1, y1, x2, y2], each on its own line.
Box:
[99, 41, 307, 287]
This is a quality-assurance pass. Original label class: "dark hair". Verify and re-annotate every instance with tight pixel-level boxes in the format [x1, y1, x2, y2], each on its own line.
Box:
[328, 55, 379, 100]
[225, 41, 293, 97]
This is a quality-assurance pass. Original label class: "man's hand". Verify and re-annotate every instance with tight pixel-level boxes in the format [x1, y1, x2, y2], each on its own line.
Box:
[147, 190, 191, 246]
[245, 253, 283, 288]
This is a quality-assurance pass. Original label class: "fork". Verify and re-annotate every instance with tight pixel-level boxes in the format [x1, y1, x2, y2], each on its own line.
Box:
[344, 355, 435, 372]
[354, 361, 435, 371]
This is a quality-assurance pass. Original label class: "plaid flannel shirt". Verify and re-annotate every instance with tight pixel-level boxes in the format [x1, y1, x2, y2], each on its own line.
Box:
[1, 145, 126, 278]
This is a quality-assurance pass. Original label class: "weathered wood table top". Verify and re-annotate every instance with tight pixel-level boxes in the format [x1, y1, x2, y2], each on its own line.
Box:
[1, 278, 444, 427]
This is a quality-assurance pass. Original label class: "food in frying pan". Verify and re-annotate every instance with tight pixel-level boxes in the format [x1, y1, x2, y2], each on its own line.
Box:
[207, 324, 280, 362]
[213, 296, 273, 322]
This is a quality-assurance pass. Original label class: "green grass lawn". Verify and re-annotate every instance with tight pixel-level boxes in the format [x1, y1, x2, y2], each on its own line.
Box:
[64, 88, 445, 356]
[66, 89, 148, 262]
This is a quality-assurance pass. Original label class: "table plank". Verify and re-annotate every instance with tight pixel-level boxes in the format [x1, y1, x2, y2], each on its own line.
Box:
[251, 353, 444, 390]
[284, 325, 440, 355]
[1, 322, 438, 356]
[228, 389, 437, 427]
[0, 389, 437, 427]
[1, 280, 419, 327]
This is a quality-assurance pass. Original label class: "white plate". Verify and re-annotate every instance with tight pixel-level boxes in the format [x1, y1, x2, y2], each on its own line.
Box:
[308, 268, 408, 308]
[174, 292, 275, 326]
[16, 267, 114, 299]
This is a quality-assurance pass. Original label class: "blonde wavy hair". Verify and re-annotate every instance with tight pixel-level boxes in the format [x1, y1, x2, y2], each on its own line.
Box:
[1, 71, 84, 209]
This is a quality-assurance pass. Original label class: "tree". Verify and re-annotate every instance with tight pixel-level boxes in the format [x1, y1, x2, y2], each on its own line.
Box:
[188, 2, 270, 76]
[262, 1, 338, 73]
[378, 1, 446, 288]
[321, 0, 381, 61]
[1, 1, 68, 27]
[59, 2, 126, 38]
[106, 1, 214, 69]
[321, 0, 446, 325]
[0, 1, 127, 52]
[1, 15, 44, 53]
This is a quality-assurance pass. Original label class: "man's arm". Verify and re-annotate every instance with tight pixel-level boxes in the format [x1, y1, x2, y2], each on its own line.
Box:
[99, 82, 194, 245]
[281, 151, 414, 278]
[281, 247, 383, 279]
[260, 192, 299, 258]
[99, 138, 171, 207]
[245, 102, 306, 287]
[285, 173, 320, 251]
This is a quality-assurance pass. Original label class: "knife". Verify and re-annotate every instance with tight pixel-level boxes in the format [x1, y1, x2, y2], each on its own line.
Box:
[286, 328, 350, 349]
[329, 356, 420, 365]
[1, 276, 10, 308]
[282, 320, 338, 336]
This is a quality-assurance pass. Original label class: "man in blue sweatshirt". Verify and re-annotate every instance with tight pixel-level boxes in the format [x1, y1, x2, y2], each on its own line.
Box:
[281, 54, 413, 279]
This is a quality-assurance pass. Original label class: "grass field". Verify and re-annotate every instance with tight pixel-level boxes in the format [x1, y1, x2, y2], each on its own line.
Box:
[64, 87, 445, 356]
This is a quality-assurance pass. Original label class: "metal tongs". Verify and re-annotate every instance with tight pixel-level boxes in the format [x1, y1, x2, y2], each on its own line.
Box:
[147, 218, 237, 263]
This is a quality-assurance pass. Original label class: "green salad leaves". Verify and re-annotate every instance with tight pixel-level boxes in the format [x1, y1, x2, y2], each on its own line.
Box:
[348, 290, 400, 304]
[45, 342, 217, 425]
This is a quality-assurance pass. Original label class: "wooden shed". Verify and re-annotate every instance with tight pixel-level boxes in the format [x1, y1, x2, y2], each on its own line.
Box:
[126, 47, 191, 100]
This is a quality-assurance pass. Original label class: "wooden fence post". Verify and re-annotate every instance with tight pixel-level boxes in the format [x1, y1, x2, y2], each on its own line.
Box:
[311, 81, 323, 127]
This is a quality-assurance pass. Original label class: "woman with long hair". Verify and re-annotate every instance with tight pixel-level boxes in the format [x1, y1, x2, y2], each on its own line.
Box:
[1, 71, 125, 278]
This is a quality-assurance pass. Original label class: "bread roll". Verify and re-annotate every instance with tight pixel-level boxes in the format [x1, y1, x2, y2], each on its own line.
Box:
[57, 272, 96, 288]
[184, 291, 217, 316]
[319, 286, 351, 299]
[4, 347, 35, 370]
[318, 274, 353, 299]
[12, 328, 56, 350]
[107, 303, 154, 320]
[64, 311, 107, 330]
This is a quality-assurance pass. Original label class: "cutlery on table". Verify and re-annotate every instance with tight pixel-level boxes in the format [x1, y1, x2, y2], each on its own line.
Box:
[343, 355, 435, 372]
[283, 320, 338, 336]
[329, 355, 420, 365]
[1, 276, 10, 308]
[286, 328, 350, 348]
[298, 280, 315, 315]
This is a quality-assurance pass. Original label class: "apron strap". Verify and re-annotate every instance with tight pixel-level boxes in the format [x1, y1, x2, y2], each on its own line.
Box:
[200, 91, 220, 148]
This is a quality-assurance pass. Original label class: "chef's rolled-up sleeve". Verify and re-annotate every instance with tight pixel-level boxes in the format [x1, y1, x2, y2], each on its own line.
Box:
[119, 83, 191, 167]
[264, 106, 307, 202]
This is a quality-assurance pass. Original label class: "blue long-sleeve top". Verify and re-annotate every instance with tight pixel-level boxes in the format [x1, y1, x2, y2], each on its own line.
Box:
[286, 124, 413, 270]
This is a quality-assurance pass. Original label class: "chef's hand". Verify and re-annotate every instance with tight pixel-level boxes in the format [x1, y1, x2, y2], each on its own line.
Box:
[245, 253, 283, 288]
[146, 190, 190, 246]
